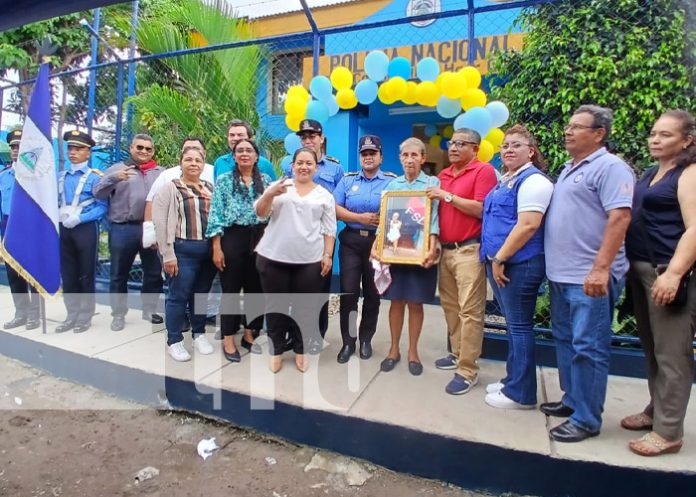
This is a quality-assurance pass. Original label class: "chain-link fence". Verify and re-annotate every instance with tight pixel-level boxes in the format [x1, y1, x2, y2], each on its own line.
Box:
[2, 0, 695, 343]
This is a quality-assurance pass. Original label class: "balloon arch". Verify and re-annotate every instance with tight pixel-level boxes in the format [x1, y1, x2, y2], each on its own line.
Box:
[282, 50, 510, 163]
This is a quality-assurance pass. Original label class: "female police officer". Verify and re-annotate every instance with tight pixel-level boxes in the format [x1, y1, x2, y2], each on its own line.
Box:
[333, 135, 395, 363]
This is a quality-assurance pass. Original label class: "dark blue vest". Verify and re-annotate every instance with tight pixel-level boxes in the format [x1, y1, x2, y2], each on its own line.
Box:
[481, 165, 545, 264]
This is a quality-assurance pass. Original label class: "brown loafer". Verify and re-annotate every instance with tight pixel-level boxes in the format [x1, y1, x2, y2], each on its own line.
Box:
[629, 432, 682, 457]
[621, 412, 653, 431]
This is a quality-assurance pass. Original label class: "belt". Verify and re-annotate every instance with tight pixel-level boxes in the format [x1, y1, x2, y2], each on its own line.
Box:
[113, 220, 143, 225]
[345, 227, 376, 237]
[441, 236, 480, 250]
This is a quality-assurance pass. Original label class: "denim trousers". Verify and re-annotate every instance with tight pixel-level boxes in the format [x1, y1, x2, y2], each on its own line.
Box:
[165, 239, 216, 346]
[109, 222, 163, 316]
[486, 254, 545, 405]
[549, 276, 623, 432]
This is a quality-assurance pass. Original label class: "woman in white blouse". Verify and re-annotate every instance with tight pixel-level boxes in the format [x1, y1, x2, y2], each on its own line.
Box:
[254, 147, 337, 373]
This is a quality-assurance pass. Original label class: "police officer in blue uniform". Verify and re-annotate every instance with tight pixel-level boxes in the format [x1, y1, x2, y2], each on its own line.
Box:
[56, 130, 108, 333]
[1, 129, 41, 330]
[333, 135, 395, 363]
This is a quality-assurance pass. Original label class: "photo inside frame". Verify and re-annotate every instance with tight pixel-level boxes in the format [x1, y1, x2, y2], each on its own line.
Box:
[380, 193, 430, 264]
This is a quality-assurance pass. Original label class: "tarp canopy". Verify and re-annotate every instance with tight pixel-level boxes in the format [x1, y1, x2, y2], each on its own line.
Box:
[0, 0, 124, 31]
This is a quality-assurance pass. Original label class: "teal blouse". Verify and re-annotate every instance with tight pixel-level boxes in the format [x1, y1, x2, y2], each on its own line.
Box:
[205, 172, 271, 238]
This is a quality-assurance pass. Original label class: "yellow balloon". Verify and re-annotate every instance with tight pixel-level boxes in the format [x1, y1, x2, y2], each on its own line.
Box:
[459, 66, 482, 88]
[403, 81, 418, 105]
[441, 72, 467, 99]
[478, 139, 495, 162]
[285, 113, 302, 131]
[460, 88, 487, 110]
[389, 77, 407, 101]
[485, 128, 505, 148]
[435, 71, 450, 92]
[284, 95, 307, 117]
[377, 82, 396, 105]
[429, 135, 441, 148]
[416, 81, 439, 107]
[443, 125, 454, 139]
[330, 66, 354, 90]
[336, 88, 358, 109]
[287, 85, 310, 103]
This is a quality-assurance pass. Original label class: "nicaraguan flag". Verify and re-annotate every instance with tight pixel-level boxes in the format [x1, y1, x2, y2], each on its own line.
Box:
[1, 64, 61, 295]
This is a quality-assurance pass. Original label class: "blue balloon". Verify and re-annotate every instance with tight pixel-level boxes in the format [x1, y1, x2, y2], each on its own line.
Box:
[440, 138, 450, 151]
[454, 107, 493, 138]
[485, 101, 510, 128]
[310, 75, 333, 101]
[280, 155, 293, 176]
[416, 57, 440, 82]
[388, 57, 411, 80]
[436, 96, 461, 119]
[364, 50, 389, 81]
[424, 123, 437, 137]
[284, 133, 302, 155]
[305, 99, 330, 125]
[326, 95, 339, 117]
[354, 79, 378, 105]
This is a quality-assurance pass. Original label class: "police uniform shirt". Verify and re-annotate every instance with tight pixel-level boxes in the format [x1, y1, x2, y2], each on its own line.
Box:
[283, 155, 344, 193]
[0, 163, 16, 220]
[60, 162, 108, 225]
[333, 169, 395, 231]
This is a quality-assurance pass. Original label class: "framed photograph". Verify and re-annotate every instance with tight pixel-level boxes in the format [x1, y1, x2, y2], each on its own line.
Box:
[376, 191, 432, 265]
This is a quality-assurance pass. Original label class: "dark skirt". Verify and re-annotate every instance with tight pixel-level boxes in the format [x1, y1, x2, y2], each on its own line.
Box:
[383, 264, 438, 304]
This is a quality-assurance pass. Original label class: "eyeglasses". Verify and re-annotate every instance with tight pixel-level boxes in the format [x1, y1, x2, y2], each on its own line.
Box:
[447, 140, 478, 149]
[565, 123, 601, 132]
[235, 148, 256, 154]
[135, 145, 154, 152]
[500, 142, 530, 151]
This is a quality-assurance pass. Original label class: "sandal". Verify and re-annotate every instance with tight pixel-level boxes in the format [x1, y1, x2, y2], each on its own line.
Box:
[620, 412, 653, 431]
[628, 432, 682, 457]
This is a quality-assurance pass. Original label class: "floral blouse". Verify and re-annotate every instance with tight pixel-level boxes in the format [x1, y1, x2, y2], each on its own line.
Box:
[205, 172, 271, 238]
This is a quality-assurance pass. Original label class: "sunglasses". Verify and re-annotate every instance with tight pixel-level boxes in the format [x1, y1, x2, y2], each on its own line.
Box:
[135, 145, 154, 152]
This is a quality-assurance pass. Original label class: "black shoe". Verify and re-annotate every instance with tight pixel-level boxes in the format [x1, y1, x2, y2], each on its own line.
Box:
[540, 401, 575, 418]
[4, 317, 26, 329]
[73, 322, 91, 334]
[408, 361, 423, 376]
[380, 354, 401, 372]
[549, 420, 599, 443]
[143, 311, 163, 324]
[359, 341, 372, 360]
[25, 319, 40, 330]
[241, 336, 259, 352]
[223, 347, 241, 363]
[55, 320, 75, 333]
[111, 315, 125, 332]
[336, 344, 356, 364]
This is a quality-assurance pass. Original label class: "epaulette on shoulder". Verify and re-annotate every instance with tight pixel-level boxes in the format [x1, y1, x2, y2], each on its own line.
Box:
[325, 155, 340, 163]
[345, 171, 359, 176]
[384, 172, 398, 177]
[90, 168, 104, 176]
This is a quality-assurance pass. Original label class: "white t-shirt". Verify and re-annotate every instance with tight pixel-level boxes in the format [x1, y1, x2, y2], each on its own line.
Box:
[255, 184, 337, 264]
[500, 163, 554, 214]
[145, 163, 214, 202]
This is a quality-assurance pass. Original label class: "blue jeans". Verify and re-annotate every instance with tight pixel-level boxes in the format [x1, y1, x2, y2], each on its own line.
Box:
[549, 277, 623, 432]
[165, 239, 216, 345]
[487, 254, 545, 405]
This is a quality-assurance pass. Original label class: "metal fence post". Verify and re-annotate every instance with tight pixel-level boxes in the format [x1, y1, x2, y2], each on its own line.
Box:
[0, 87, 4, 132]
[115, 62, 125, 162]
[126, 0, 140, 142]
[467, 0, 476, 65]
[86, 8, 101, 135]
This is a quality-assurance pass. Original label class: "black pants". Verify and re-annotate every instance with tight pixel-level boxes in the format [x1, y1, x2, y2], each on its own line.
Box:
[256, 255, 325, 355]
[6, 263, 40, 321]
[60, 221, 98, 324]
[219, 225, 265, 337]
[338, 228, 380, 346]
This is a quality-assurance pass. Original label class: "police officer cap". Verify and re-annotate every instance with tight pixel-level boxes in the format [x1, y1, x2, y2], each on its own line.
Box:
[6, 129, 22, 145]
[63, 130, 96, 148]
[296, 119, 323, 135]
[359, 134, 382, 153]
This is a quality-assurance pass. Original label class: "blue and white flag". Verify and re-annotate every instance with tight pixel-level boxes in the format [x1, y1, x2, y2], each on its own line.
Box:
[1, 64, 60, 295]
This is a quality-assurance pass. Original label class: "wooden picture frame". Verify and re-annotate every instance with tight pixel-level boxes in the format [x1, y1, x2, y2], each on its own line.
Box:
[376, 191, 432, 265]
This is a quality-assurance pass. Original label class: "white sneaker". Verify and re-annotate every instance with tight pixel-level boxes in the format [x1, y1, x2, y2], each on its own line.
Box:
[168, 341, 191, 362]
[486, 381, 505, 394]
[194, 334, 214, 355]
[484, 390, 535, 410]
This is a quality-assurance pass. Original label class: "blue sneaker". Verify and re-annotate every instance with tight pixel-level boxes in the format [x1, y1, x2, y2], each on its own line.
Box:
[434, 354, 457, 370]
[445, 373, 478, 395]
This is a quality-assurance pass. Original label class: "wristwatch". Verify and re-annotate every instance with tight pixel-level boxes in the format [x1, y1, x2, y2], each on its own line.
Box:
[444, 193, 454, 203]
[491, 256, 506, 265]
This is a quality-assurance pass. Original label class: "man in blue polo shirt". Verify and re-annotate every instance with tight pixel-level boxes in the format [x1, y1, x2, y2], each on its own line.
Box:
[213, 119, 276, 182]
[543, 105, 635, 442]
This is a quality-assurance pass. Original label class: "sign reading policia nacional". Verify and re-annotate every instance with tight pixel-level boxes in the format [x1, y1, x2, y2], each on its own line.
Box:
[302, 33, 524, 87]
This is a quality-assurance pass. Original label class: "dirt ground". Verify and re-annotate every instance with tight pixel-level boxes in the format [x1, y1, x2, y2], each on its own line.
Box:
[0, 356, 497, 497]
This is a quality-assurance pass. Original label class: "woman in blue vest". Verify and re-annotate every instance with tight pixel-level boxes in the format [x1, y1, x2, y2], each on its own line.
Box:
[480, 124, 553, 409]
[621, 110, 696, 456]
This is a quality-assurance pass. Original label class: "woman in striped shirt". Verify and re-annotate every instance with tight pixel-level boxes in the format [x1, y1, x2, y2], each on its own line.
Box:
[153, 146, 217, 362]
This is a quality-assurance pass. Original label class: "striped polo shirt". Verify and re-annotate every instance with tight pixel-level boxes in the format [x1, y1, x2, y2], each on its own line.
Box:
[173, 179, 213, 240]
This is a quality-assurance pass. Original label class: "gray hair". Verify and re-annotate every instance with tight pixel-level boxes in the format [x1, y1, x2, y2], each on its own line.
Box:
[574, 105, 613, 140]
[132, 133, 154, 145]
[399, 137, 426, 155]
[453, 128, 481, 145]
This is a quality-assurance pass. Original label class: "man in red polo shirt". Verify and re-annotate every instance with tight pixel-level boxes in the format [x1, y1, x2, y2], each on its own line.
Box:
[426, 128, 497, 395]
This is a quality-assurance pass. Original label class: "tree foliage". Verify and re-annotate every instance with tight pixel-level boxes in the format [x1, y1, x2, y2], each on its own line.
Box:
[489, 0, 696, 173]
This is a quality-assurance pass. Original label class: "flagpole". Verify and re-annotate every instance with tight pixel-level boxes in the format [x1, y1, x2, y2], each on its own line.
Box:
[40, 296, 46, 335]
